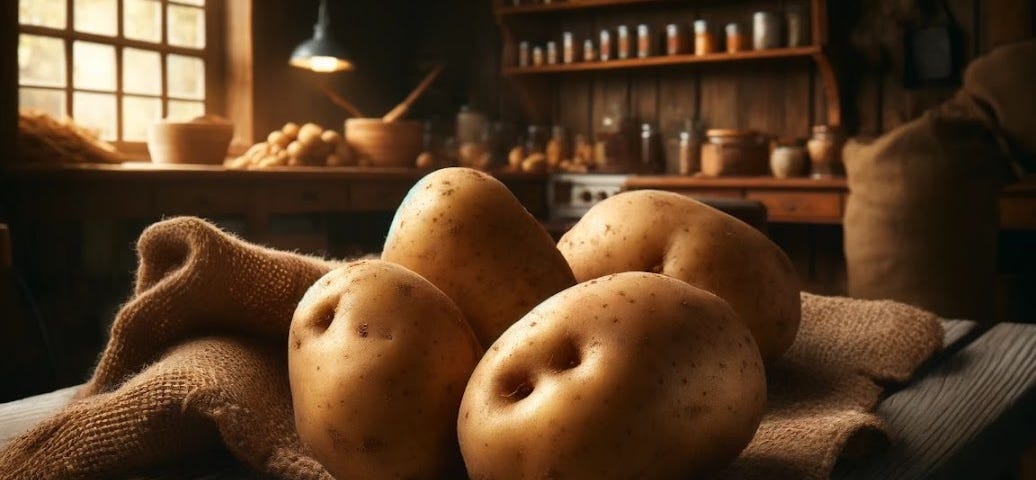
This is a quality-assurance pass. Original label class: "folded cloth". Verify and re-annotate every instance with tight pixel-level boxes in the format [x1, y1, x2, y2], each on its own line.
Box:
[0, 217, 942, 479]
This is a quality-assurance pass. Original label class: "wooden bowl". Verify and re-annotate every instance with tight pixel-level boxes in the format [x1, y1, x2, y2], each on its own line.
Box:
[147, 117, 234, 165]
[345, 118, 423, 168]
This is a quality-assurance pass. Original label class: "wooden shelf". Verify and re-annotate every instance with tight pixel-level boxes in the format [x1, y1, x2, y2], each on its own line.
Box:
[503, 46, 821, 75]
[495, 0, 672, 16]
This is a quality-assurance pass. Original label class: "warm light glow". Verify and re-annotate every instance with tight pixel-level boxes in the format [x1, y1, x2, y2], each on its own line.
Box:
[290, 55, 352, 73]
[308, 56, 342, 72]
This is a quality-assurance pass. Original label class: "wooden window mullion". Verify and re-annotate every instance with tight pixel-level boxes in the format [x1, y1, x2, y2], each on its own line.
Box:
[116, 0, 124, 140]
[160, 0, 169, 118]
[64, 0, 74, 118]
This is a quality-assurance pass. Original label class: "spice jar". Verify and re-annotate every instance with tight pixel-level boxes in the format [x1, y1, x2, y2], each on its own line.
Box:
[665, 24, 685, 55]
[807, 125, 844, 178]
[678, 128, 702, 175]
[562, 32, 576, 63]
[546, 125, 570, 171]
[616, 26, 631, 60]
[770, 139, 807, 178]
[639, 123, 661, 173]
[518, 41, 530, 67]
[786, 7, 809, 47]
[700, 129, 769, 177]
[753, 11, 782, 50]
[583, 39, 597, 61]
[546, 41, 558, 64]
[456, 105, 487, 146]
[599, 29, 612, 61]
[532, 46, 545, 66]
[637, 24, 653, 58]
[725, 23, 747, 53]
[694, 20, 715, 55]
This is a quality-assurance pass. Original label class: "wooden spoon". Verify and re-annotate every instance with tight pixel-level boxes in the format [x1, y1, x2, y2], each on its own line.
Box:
[382, 65, 444, 123]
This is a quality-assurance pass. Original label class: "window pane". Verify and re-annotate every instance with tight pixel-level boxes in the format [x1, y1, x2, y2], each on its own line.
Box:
[171, 0, 204, 6]
[167, 54, 204, 99]
[19, 0, 66, 28]
[167, 99, 204, 121]
[73, 41, 116, 91]
[73, 91, 116, 140]
[18, 34, 66, 87]
[168, 4, 205, 49]
[74, 0, 117, 36]
[123, 48, 160, 95]
[124, 0, 161, 43]
[20, 88, 66, 118]
[123, 96, 161, 141]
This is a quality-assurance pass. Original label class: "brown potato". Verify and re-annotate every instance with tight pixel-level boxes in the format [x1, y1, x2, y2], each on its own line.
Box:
[297, 123, 324, 148]
[382, 167, 575, 348]
[267, 130, 291, 149]
[289, 260, 481, 480]
[281, 122, 301, 138]
[320, 129, 341, 146]
[558, 190, 800, 361]
[458, 272, 766, 479]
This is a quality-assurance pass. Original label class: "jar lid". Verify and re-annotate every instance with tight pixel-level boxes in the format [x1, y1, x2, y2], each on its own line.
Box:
[693, 19, 708, 33]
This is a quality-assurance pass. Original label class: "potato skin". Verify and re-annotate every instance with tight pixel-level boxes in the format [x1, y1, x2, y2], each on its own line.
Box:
[557, 190, 800, 362]
[288, 260, 481, 480]
[382, 167, 576, 348]
[458, 272, 766, 480]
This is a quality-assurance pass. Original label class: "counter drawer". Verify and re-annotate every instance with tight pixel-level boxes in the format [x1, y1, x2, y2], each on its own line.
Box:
[746, 191, 844, 223]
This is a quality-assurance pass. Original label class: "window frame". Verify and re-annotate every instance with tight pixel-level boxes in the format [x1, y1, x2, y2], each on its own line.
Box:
[17, 0, 225, 154]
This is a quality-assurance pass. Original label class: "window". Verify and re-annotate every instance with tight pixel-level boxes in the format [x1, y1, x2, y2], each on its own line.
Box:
[17, 0, 219, 146]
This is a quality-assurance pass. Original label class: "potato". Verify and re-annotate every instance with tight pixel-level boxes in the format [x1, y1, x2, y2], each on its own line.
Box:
[382, 167, 575, 348]
[558, 190, 800, 361]
[320, 129, 341, 146]
[508, 146, 526, 171]
[521, 153, 547, 173]
[267, 130, 291, 149]
[289, 260, 481, 480]
[458, 272, 766, 479]
[298, 123, 324, 147]
[415, 151, 437, 169]
[281, 122, 301, 138]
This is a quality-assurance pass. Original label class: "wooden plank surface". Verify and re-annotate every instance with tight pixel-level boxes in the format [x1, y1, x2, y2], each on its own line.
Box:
[834, 322, 1036, 479]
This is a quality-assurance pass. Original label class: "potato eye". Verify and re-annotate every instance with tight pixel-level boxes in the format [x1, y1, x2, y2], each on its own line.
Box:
[550, 338, 583, 371]
[498, 373, 535, 402]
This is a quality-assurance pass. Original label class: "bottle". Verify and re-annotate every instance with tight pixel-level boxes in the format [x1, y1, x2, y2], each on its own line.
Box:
[616, 26, 631, 60]
[599, 29, 612, 61]
[456, 105, 487, 146]
[562, 32, 576, 63]
[546, 41, 558, 65]
[583, 39, 597, 62]
[753, 11, 782, 50]
[726, 23, 747, 53]
[639, 123, 661, 173]
[518, 41, 530, 67]
[636, 24, 653, 58]
[665, 24, 685, 55]
[678, 127, 702, 175]
[694, 20, 715, 55]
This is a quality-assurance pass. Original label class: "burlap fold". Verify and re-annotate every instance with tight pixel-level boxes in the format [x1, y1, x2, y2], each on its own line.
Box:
[0, 217, 942, 479]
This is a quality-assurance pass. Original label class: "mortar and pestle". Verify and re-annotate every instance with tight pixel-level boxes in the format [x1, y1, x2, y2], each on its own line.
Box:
[328, 66, 443, 167]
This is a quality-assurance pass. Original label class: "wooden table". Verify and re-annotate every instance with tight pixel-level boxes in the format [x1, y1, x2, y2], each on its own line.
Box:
[1, 319, 1033, 479]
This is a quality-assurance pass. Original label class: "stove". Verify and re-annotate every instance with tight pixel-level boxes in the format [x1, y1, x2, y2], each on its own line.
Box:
[547, 173, 630, 220]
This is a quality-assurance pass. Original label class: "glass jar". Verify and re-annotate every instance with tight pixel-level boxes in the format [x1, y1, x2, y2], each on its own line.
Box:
[807, 125, 844, 178]
[456, 105, 487, 146]
[594, 108, 637, 173]
[637, 24, 653, 58]
[546, 41, 558, 65]
[616, 26, 630, 60]
[518, 41, 530, 67]
[546, 125, 570, 171]
[562, 32, 576, 63]
[725, 23, 747, 53]
[665, 24, 685, 55]
[753, 11, 782, 50]
[639, 123, 661, 173]
[700, 129, 769, 176]
[599, 29, 612, 61]
[583, 39, 597, 61]
[678, 128, 702, 175]
[786, 7, 809, 47]
[693, 20, 715, 55]
[532, 46, 545, 66]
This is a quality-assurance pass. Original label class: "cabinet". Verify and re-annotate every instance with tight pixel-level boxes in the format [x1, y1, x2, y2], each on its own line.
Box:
[493, 0, 843, 163]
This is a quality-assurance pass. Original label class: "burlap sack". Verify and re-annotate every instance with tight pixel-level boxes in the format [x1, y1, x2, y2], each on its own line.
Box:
[0, 217, 942, 479]
[844, 40, 1036, 322]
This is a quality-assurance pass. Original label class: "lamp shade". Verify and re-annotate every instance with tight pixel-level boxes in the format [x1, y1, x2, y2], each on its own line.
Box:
[289, 0, 353, 73]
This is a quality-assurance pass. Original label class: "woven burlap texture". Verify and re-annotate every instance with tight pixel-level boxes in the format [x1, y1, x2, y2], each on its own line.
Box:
[0, 217, 942, 479]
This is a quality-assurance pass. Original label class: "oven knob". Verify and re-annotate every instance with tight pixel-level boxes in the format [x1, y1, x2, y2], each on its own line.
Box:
[597, 191, 609, 201]
[579, 190, 594, 203]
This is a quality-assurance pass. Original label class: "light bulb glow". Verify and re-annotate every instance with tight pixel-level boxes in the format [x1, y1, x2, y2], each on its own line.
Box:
[308, 56, 342, 72]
